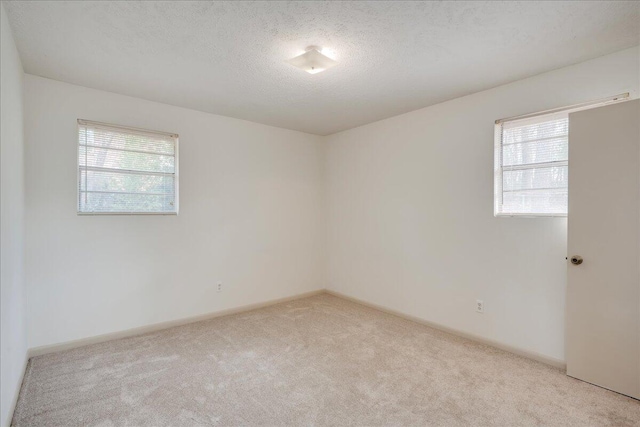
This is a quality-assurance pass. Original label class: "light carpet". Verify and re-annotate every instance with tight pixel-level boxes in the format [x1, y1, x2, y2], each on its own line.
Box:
[12, 293, 640, 426]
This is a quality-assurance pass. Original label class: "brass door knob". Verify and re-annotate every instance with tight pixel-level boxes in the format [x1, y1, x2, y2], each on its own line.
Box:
[570, 256, 583, 265]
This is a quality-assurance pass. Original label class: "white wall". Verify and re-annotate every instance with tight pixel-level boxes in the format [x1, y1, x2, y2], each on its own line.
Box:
[24, 75, 325, 349]
[326, 47, 640, 363]
[18, 40, 640, 366]
[0, 3, 27, 426]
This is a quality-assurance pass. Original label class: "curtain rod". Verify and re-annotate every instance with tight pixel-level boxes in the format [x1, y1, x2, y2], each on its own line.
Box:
[495, 93, 630, 125]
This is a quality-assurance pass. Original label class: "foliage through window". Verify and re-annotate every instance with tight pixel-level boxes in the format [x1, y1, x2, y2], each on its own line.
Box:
[78, 120, 178, 214]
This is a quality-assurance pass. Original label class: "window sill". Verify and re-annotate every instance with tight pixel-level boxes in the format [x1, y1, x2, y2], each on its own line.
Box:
[494, 213, 567, 218]
[77, 211, 178, 216]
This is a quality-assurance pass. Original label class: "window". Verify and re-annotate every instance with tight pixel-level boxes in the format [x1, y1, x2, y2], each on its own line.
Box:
[494, 94, 629, 217]
[78, 120, 178, 214]
[494, 113, 569, 216]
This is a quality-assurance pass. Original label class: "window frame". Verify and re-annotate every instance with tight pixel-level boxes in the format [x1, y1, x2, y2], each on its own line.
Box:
[494, 112, 569, 218]
[76, 119, 179, 216]
[494, 93, 630, 218]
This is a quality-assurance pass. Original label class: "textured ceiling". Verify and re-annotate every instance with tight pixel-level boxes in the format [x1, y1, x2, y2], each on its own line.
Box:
[4, 1, 640, 135]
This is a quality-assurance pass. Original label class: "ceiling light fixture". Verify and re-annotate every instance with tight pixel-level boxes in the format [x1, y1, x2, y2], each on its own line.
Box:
[287, 46, 337, 74]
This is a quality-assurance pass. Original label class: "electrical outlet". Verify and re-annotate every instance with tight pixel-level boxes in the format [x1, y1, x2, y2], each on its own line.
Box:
[217, 282, 223, 292]
[476, 300, 484, 313]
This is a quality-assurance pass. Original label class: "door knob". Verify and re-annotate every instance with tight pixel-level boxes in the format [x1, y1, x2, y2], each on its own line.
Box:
[570, 256, 583, 265]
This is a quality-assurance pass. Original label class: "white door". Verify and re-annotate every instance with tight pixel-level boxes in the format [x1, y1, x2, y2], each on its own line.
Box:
[566, 99, 640, 399]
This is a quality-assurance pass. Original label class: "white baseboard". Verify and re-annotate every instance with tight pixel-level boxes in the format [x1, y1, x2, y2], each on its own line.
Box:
[324, 289, 566, 370]
[4, 352, 29, 427]
[26, 287, 565, 371]
[28, 289, 325, 358]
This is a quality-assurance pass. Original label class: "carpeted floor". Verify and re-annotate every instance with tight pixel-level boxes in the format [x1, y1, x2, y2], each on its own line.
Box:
[12, 293, 640, 426]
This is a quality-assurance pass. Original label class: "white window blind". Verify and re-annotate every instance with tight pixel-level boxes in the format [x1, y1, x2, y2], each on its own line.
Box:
[494, 113, 569, 216]
[78, 120, 178, 214]
[494, 93, 629, 217]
